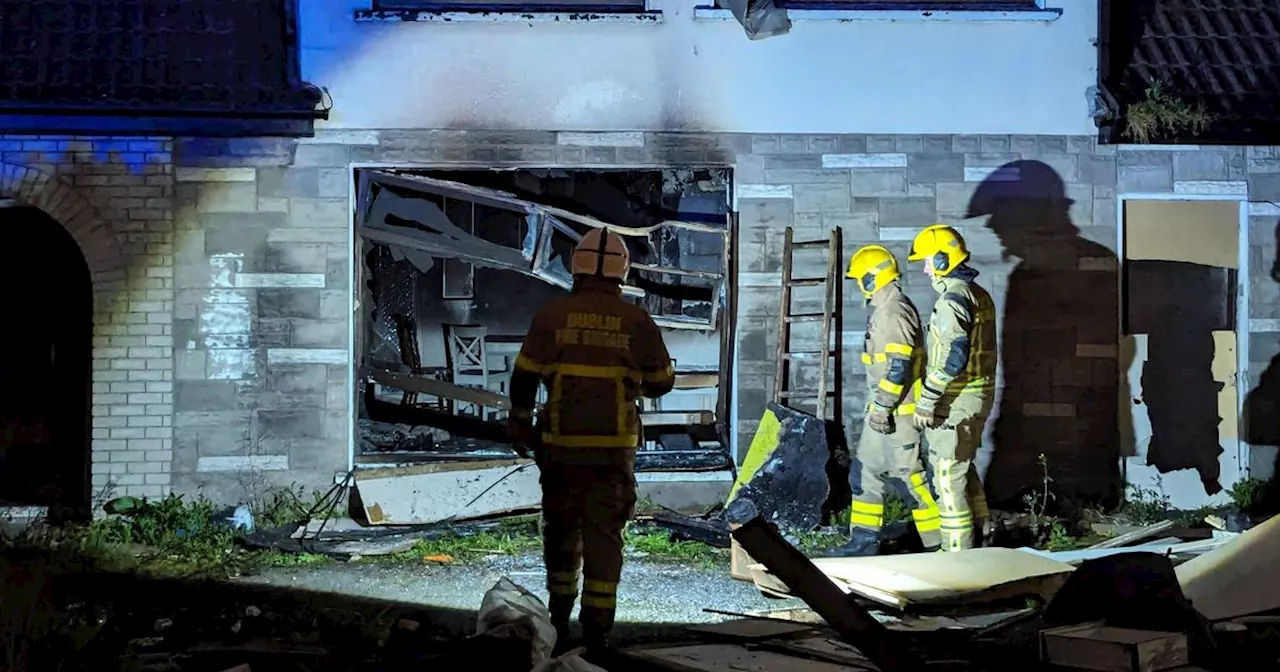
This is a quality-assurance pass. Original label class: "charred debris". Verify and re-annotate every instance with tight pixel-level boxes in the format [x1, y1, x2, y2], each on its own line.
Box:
[353, 168, 734, 474]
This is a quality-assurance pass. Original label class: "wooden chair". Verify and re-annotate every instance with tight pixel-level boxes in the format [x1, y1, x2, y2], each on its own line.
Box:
[444, 324, 510, 420]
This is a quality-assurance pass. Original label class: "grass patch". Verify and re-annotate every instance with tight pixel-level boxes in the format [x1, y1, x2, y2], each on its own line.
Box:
[625, 528, 727, 569]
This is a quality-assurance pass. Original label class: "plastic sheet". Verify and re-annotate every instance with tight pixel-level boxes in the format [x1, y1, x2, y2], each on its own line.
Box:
[475, 576, 557, 669]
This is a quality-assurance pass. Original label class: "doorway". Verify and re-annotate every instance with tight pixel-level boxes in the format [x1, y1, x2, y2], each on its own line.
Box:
[0, 205, 93, 518]
[1119, 197, 1247, 510]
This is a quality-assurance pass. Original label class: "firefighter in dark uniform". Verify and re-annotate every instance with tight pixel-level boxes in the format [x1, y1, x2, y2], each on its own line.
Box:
[507, 227, 675, 658]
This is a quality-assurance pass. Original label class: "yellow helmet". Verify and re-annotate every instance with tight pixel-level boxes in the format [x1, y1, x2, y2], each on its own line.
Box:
[846, 245, 901, 298]
[908, 224, 970, 276]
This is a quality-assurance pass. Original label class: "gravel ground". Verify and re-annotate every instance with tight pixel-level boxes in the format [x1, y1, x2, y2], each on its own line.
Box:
[236, 551, 796, 626]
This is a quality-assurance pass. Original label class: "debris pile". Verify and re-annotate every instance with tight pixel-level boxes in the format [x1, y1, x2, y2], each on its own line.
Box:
[614, 511, 1280, 671]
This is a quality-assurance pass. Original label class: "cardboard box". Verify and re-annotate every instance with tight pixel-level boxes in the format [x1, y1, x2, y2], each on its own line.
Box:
[728, 525, 756, 582]
[1040, 622, 1189, 672]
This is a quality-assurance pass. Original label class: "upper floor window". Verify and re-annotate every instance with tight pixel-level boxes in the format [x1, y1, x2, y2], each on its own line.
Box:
[776, 0, 1044, 8]
[773, 0, 1044, 5]
[369, 0, 648, 11]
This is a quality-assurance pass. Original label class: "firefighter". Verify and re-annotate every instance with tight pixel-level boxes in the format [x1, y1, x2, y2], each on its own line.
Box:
[507, 227, 675, 658]
[907, 224, 996, 552]
[826, 245, 942, 557]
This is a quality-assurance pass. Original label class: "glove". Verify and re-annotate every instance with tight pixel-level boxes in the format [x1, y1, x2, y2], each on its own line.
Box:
[506, 416, 534, 459]
[912, 396, 942, 430]
[867, 405, 894, 434]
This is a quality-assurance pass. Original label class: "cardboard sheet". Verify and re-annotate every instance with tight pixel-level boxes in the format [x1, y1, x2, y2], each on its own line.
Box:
[353, 459, 540, 525]
[752, 548, 1074, 608]
[1124, 200, 1239, 269]
[623, 643, 873, 672]
[685, 619, 815, 640]
[1177, 513, 1280, 621]
[817, 548, 1074, 605]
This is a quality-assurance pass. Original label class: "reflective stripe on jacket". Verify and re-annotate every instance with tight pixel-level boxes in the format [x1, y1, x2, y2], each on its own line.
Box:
[861, 282, 924, 416]
[922, 275, 997, 397]
[509, 277, 674, 454]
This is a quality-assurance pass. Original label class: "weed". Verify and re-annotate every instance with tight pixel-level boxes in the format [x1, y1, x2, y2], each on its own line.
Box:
[792, 527, 846, 556]
[1227, 478, 1269, 515]
[1043, 522, 1078, 551]
[257, 550, 332, 568]
[1122, 482, 1171, 525]
[254, 484, 330, 529]
[626, 530, 725, 568]
[1172, 505, 1221, 528]
[1022, 454, 1061, 539]
[883, 492, 909, 524]
[1124, 82, 1214, 143]
[828, 491, 909, 530]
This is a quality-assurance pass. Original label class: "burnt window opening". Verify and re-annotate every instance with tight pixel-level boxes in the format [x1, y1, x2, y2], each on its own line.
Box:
[353, 168, 735, 472]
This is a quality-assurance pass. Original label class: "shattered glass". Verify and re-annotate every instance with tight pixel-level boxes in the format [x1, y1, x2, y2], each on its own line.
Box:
[366, 245, 417, 365]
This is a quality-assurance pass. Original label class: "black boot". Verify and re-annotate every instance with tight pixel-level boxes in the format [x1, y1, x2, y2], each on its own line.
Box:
[579, 607, 614, 664]
[549, 595, 575, 656]
[820, 528, 880, 558]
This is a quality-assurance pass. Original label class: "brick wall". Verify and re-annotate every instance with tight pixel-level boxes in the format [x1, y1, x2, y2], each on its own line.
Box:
[4, 129, 1279, 510]
[0, 135, 175, 501]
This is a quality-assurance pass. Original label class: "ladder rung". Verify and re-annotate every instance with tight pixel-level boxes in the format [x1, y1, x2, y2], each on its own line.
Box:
[791, 240, 830, 249]
[783, 351, 835, 360]
[788, 277, 826, 287]
[779, 390, 838, 398]
[785, 313, 826, 323]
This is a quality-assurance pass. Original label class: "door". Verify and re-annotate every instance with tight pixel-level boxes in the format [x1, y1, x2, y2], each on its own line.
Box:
[1120, 199, 1243, 509]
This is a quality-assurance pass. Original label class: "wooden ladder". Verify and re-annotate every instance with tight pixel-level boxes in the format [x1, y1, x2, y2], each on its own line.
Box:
[772, 227, 844, 422]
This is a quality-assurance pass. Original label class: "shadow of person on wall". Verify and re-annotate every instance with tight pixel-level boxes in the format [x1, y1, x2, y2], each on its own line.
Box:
[968, 160, 1127, 514]
[1241, 220, 1280, 513]
[1127, 263, 1229, 497]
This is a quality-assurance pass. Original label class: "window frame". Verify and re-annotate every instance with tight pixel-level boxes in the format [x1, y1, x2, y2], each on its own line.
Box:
[362, 0, 654, 16]
[694, 0, 1061, 22]
[775, 0, 1048, 8]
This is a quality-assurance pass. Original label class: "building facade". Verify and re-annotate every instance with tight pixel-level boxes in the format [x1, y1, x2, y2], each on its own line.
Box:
[1, 0, 1275, 515]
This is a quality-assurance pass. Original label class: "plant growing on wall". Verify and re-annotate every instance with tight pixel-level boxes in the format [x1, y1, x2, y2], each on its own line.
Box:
[1123, 82, 1214, 143]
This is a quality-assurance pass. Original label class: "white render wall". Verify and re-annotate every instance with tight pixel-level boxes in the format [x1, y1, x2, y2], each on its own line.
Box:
[300, 0, 1097, 136]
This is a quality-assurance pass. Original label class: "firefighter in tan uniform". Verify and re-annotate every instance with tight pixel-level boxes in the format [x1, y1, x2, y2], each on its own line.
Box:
[507, 227, 675, 658]
[907, 224, 996, 552]
[826, 245, 942, 557]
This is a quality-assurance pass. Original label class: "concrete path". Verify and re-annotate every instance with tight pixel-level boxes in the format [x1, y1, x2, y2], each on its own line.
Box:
[236, 551, 796, 626]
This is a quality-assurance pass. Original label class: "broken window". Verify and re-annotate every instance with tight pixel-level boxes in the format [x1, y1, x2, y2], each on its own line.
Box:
[357, 170, 729, 331]
[354, 168, 734, 472]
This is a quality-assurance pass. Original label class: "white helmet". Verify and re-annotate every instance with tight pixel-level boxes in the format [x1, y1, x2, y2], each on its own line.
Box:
[571, 228, 631, 282]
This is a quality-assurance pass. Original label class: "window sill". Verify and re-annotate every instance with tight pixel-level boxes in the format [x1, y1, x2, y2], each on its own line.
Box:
[354, 8, 663, 23]
[692, 5, 1062, 22]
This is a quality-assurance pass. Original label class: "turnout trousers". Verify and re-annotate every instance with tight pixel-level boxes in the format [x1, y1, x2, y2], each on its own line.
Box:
[922, 393, 991, 551]
[539, 452, 638, 645]
[849, 412, 942, 548]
